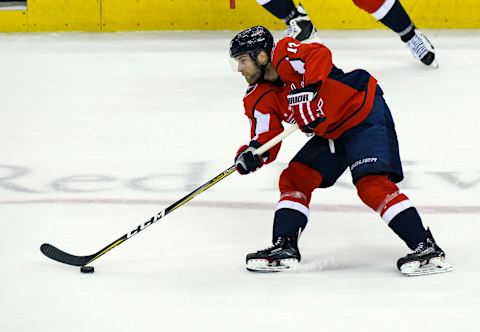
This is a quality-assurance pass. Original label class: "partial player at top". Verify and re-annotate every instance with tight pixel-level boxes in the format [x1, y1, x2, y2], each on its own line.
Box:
[256, 0, 437, 67]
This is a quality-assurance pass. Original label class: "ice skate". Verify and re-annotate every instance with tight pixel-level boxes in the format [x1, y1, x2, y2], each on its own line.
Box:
[406, 30, 438, 68]
[284, 5, 318, 42]
[246, 236, 300, 272]
[397, 228, 452, 276]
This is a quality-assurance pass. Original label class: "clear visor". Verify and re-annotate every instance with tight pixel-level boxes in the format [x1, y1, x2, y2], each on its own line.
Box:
[229, 56, 240, 73]
[229, 52, 256, 73]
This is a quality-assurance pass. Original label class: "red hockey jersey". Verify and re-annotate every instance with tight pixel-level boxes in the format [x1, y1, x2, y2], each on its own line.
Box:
[242, 37, 379, 164]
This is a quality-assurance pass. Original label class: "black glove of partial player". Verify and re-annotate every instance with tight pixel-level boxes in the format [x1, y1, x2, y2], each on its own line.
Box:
[235, 143, 264, 175]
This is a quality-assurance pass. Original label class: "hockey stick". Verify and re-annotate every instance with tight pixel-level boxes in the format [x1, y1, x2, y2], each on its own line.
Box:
[40, 124, 299, 267]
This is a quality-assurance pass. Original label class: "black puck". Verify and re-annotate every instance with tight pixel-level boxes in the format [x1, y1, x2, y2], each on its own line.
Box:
[80, 266, 95, 273]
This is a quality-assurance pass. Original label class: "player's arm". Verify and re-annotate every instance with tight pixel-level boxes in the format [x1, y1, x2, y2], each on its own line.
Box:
[274, 37, 333, 86]
[299, 42, 333, 87]
[279, 38, 333, 132]
[235, 86, 284, 175]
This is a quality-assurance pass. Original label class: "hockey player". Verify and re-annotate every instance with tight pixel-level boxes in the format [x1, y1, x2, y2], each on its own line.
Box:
[229, 26, 451, 276]
[256, 0, 437, 67]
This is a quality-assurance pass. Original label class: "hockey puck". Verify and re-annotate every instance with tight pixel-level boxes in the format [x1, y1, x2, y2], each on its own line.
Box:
[80, 266, 95, 274]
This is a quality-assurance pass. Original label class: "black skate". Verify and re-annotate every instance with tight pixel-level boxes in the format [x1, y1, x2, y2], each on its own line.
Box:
[397, 228, 452, 276]
[406, 30, 438, 68]
[246, 236, 300, 272]
[284, 5, 318, 42]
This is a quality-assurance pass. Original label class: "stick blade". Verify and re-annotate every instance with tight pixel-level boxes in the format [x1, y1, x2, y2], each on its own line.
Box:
[40, 243, 93, 267]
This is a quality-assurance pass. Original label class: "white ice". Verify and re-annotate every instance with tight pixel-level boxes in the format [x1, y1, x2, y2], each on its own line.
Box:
[0, 30, 479, 332]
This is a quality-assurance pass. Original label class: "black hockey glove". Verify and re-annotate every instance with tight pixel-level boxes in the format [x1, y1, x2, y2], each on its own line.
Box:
[234, 141, 266, 175]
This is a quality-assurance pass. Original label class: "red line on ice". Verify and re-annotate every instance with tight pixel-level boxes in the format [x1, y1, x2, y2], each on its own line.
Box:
[1, 198, 479, 214]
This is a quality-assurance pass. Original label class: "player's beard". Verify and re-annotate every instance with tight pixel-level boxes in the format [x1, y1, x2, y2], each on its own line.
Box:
[244, 65, 263, 84]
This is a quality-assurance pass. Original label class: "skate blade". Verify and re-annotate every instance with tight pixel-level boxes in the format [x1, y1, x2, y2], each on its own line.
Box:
[246, 258, 299, 273]
[430, 59, 439, 69]
[400, 257, 452, 277]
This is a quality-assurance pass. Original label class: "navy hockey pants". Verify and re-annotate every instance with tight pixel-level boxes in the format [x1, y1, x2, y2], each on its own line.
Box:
[290, 92, 404, 188]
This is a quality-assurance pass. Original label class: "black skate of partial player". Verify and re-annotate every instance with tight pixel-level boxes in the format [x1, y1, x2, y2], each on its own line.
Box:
[397, 228, 452, 276]
[246, 236, 300, 272]
[284, 5, 317, 42]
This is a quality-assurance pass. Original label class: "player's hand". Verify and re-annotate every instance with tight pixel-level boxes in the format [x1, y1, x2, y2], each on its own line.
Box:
[235, 144, 264, 175]
[288, 84, 326, 133]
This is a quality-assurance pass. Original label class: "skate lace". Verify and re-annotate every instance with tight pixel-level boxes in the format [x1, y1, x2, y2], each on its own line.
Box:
[407, 33, 432, 59]
[409, 242, 427, 256]
[284, 16, 311, 39]
[285, 23, 299, 39]
[264, 238, 283, 251]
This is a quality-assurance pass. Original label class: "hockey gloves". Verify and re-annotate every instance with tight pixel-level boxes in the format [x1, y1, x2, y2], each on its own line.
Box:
[287, 84, 326, 134]
[235, 142, 266, 175]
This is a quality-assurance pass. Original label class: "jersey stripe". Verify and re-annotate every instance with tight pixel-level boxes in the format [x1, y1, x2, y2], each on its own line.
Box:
[288, 58, 305, 74]
[276, 200, 310, 218]
[252, 110, 271, 139]
[382, 200, 414, 224]
[372, 0, 396, 20]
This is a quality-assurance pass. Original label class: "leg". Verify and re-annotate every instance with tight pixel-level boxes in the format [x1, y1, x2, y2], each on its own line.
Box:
[276, 135, 349, 236]
[352, 0, 436, 66]
[344, 94, 450, 275]
[355, 175, 452, 276]
[245, 134, 346, 272]
[356, 175, 428, 250]
[256, 0, 297, 23]
[274, 161, 323, 239]
[346, 94, 421, 242]
[246, 162, 323, 272]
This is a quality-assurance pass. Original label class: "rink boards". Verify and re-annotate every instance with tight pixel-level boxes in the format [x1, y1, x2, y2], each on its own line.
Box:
[1, 0, 479, 32]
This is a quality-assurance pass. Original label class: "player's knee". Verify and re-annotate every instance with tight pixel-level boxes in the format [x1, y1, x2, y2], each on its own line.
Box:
[355, 175, 399, 211]
[352, 0, 386, 13]
[279, 162, 323, 205]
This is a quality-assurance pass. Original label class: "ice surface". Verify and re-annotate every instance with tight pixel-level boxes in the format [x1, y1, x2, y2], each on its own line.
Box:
[0, 30, 479, 332]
